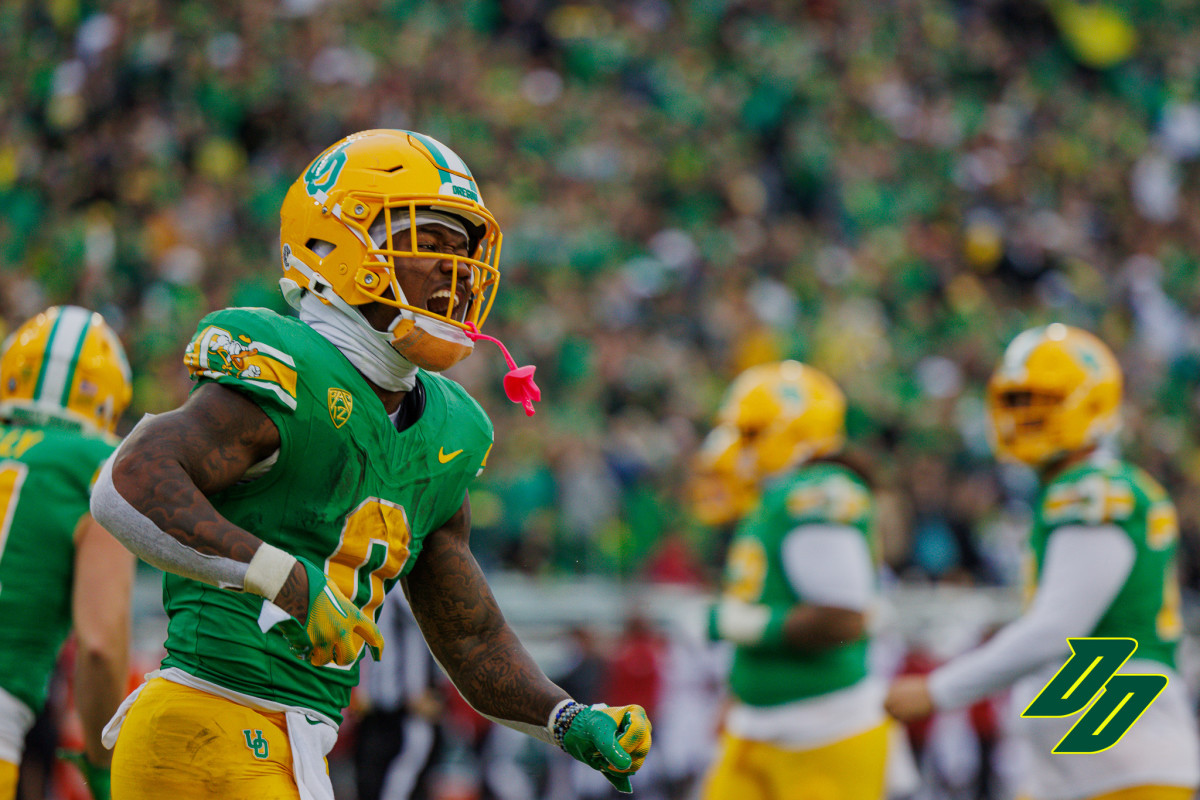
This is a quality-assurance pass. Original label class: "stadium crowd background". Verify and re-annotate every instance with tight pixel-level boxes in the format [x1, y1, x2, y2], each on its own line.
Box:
[5, 0, 1200, 796]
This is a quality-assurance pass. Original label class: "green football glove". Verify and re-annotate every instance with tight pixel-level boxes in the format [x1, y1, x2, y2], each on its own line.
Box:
[562, 704, 652, 794]
[58, 749, 110, 800]
[276, 557, 383, 666]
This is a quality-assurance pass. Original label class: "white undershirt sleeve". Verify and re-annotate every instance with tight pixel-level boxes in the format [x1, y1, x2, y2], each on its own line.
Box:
[927, 525, 1135, 711]
[88, 415, 293, 596]
[781, 524, 875, 611]
[90, 449, 251, 591]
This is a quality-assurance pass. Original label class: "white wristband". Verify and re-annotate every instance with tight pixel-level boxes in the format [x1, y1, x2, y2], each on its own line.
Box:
[244, 543, 298, 602]
[717, 600, 771, 645]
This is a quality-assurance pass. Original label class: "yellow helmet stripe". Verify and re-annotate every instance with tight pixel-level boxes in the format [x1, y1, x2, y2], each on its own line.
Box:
[33, 306, 92, 408]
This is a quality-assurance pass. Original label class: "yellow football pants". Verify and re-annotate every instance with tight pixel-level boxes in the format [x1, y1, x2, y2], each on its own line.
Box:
[702, 720, 890, 800]
[1019, 789, 1196, 800]
[0, 759, 15, 800]
[111, 678, 306, 799]
[1089, 789, 1196, 800]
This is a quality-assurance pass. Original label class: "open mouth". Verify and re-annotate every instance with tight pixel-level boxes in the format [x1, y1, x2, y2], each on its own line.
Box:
[426, 288, 465, 319]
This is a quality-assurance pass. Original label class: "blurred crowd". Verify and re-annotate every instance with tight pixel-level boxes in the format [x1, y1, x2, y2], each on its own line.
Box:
[5, 0, 1200, 588]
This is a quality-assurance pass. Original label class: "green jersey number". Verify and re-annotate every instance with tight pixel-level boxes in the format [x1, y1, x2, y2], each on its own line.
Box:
[724, 538, 767, 603]
[0, 462, 30, 592]
[1158, 566, 1182, 640]
[1148, 502, 1181, 640]
[327, 497, 412, 621]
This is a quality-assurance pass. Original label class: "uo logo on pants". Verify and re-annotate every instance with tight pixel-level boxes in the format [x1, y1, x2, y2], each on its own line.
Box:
[1022, 638, 1167, 754]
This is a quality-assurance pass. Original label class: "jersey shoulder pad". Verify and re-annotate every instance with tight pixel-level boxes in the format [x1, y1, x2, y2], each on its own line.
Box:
[1041, 462, 1137, 527]
[418, 371, 494, 476]
[776, 463, 872, 527]
[183, 307, 301, 412]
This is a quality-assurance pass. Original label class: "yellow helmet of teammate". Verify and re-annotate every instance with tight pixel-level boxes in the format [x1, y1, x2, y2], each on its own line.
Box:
[279, 129, 502, 371]
[0, 306, 132, 434]
[688, 425, 759, 526]
[987, 323, 1121, 466]
[716, 360, 846, 479]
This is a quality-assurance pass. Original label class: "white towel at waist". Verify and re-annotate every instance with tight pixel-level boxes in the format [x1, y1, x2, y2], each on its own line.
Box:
[725, 676, 886, 748]
[0, 685, 34, 764]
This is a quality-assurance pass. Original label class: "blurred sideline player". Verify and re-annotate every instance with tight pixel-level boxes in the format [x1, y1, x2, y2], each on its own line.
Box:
[354, 589, 443, 800]
[89, 129, 650, 799]
[0, 307, 135, 800]
[885, 324, 1200, 800]
[697, 361, 894, 800]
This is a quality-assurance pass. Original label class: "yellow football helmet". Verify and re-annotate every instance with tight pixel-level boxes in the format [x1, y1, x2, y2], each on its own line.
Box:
[688, 426, 759, 526]
[987, 323, 1121, 466]
[1, 306, 132, 434]
[716, 360, 846, 479]
[279, 129, 502, 371]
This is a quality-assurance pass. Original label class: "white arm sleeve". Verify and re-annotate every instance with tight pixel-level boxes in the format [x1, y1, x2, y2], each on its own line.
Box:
[927, 525, 1135, 710]
[90, 442, 250, 592]
[781, 524, 875, 611]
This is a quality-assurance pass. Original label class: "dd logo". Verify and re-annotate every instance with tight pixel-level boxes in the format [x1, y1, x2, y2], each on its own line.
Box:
[1023, 638, 1167, 754]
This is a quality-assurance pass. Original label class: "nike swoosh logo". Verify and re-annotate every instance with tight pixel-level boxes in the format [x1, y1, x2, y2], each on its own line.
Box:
[438, 447, 463, 463]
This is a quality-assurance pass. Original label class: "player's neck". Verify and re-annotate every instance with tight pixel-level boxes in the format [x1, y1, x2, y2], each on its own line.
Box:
[357, 301, 411, 414]
[1040, 446, 1098, 483]
[367, 380, 407, 415]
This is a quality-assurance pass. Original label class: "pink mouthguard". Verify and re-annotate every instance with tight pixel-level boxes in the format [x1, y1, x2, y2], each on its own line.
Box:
[463, 322, 541, 417]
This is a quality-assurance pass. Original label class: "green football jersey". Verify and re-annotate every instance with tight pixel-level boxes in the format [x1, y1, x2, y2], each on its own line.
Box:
[1029, 457, 1181, 669]
[164, 307, 493, 723]
[722, 461, 875, 707]
[0, 419, 116, 712]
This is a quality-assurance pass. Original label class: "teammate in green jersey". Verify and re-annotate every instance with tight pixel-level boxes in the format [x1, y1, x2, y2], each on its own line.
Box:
[0, 306, 135, 800]
[885, 324, 1200, 800]
[698, 361, 896, 800]
[89, 129, 650, 799]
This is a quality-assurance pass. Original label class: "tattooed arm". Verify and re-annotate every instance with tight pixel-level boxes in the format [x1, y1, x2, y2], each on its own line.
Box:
[403, 494, 569, 730]
[404, 494, 653, 792]
[91, 382, 310, 620]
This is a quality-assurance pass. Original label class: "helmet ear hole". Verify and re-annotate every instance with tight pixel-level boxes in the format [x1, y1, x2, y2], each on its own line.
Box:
[306, 239, 336, 258]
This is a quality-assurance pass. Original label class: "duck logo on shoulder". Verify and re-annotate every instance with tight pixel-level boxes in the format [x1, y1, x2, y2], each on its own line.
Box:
[184, 325, 298, 410]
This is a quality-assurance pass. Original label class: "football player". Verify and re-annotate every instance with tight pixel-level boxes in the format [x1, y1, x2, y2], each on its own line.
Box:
[699, 361, 893, 800]
[0, 306, 135, 800]
[89, 129, 650, 799]
[688, 424, 759, 530]
[885, 324, 1200, 800]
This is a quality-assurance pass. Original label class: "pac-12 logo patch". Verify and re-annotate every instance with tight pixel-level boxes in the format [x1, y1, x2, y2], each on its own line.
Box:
[328, 388, 353, 428]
